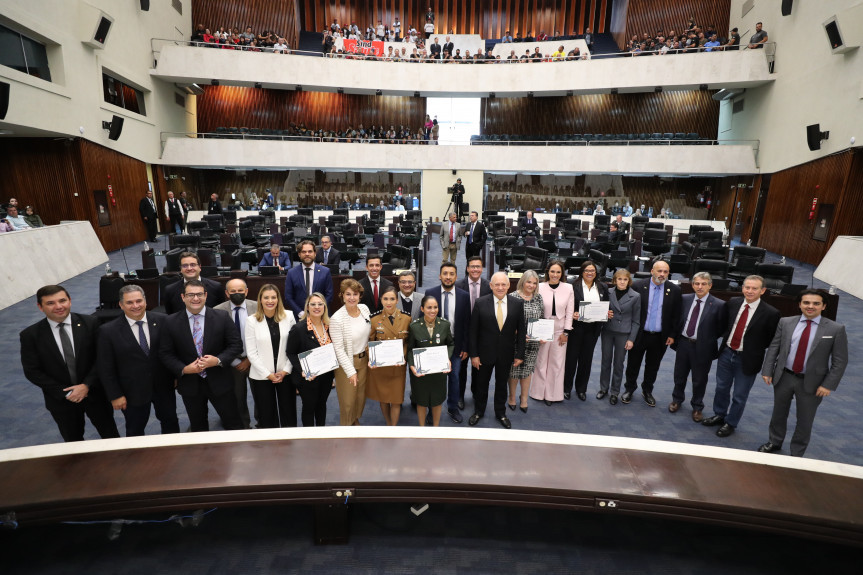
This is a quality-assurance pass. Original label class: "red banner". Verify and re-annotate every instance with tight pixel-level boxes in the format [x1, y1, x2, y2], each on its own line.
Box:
[343, 39, 384, 56]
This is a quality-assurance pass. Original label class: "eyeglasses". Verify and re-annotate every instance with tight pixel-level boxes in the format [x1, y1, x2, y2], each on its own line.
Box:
[399, 280, 415, 285]
[180, 263, 200, 269]
[184, 292, 206, 300]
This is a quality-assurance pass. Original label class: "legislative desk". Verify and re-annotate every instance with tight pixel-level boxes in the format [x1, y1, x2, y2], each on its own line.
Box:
[1, 428, 862, 546]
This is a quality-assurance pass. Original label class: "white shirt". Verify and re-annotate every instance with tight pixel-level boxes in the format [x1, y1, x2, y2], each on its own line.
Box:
[125, 313, 151, 349]
[349, 313, 369, 353]
[441, 288, 456, 335]
[580, 281, 601, 323]
[728, 298, 761, 351]
[682, 295, 708, 339]
[46, 315, 74, 360]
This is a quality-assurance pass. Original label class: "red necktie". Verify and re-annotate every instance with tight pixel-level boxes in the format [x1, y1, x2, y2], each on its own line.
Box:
[729, 304, 749, 350]
[373, 279, 379, 308]
[792, 320, 812, 373]
[450, 223, 455, 242]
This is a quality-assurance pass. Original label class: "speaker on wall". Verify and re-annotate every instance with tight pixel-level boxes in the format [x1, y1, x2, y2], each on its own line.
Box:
[781, 0, 793, 16]
[140, 0, 150, 11]
[102, 115, 124, 141]
[806, 124, 829, 151]
[0, 81, 9, 120]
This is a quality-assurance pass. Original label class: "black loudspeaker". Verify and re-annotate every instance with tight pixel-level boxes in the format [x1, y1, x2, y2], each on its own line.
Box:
[93, 16, 112, 45]
[0, 81, 9, 120]
[106, 115, 124, 141]
[781, 0, 793, 16]
[806, 124, 829, 151]
[140, 0, 150, 10]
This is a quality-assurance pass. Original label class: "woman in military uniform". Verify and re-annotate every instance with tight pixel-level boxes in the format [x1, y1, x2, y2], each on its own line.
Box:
[367, 286, 411, 425]
[406, 295, 454, 426]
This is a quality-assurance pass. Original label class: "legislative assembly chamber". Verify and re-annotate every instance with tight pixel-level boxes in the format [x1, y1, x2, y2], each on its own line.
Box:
[1, 0, 862, 572]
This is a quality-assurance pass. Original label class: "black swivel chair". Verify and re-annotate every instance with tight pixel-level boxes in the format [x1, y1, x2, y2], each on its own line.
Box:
[642, 228, 670, 256]
[690, 258, 730, 280]
[728, 246, 767, 285]
[512, 247, 548, 273]
[755, 263, 795, 292]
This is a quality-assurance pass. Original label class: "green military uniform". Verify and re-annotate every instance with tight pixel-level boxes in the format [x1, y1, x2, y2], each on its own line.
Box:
[406, 317, 454, 408]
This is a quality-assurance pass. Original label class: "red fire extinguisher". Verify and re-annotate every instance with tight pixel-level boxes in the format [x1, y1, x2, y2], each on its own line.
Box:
[809, 197, 818, 221]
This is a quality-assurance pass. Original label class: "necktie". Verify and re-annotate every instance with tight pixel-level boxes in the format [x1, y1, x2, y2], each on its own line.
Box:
[234, 306, 242, 334]
[324, 250, 329, 264]
[388, 315, 394, 325]
[792, 320, 812, 373]
[135, 320, 149, 355]
[443, 291, 450, 321]
[305, 267, 313, 297]
[729, 304, 749, 350]
[496, 299, 504, 330]
[471, 282, 478, 311]
[192, 314, 207, 378]
[685, 299, 701, 338]
[469, 224, 474, 243]
[649, 283, 662, 332]
[402, 296, 412, 315]
[373, 279, 379, 308]
[57, 323, 77, 384]
[450, 223, 455, 242]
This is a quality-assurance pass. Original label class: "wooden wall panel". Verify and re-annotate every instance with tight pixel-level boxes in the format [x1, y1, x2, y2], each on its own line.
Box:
[191, 0, 299, 49]
[196, 86, 427, 133]
[758, 150, 863, 266]
[298, 1, 610, 39]
[620, 0, 730, 49]
[480, 91, 719, 138]
[0, 139, 152, 253]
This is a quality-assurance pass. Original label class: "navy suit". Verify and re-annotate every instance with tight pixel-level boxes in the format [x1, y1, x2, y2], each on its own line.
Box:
[625, 279, 683, 395]
[315, 246, 342, 266]
[670, 293, 727, 411]
[455, 276, 492, 402]
[259, 252, 290, 268]
[163, 277, 224, 315]
[426, 285, 471, 412]
[284, 263, 334, 319]
[97, 312, 179, 436]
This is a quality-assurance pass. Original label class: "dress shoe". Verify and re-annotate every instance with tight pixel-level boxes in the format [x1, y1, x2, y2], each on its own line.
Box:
[497, 416, 512, 429]
[577, 392, 587, 401]
[757, 442, 781, 453]
[457, 399, 465, 411]
[716, 423, 735, 437]
[621, 391, 633, 404]
[520, 405, 528, 413]
[564, 392, 571, 400]
[448, 410, 463, 424]
[691, 410, 703, 423]
[642, 392, 656, 407]
[468, 413, 482, 426]
[544, 399, 553, 406]
[701, 415, 725, 427]
[507, 403, 516, 411]
[609, 395, 618, 405]
[668, 402, 680, 413]
[596, 390, 608, 400]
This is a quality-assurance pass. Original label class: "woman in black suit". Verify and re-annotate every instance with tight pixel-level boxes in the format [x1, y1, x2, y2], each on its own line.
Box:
[563, 260, 610, 401]
[286, 292, 335, 427]
[599, 269, 641, 405]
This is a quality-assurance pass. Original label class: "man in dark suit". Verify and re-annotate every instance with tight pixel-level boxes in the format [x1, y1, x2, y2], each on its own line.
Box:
[315, 234, 341, 266]
[668, 272, 727, 422]
[443, 36, 454, 57]
[97, 285, 179, 436]
[358, 254, 393, 312]
[259, 243, 290, 270]
[20, 285, 119, 442]
[207, 193, 223, 215]
[396, 270, 423, 320]
[426, 262, 471, 424]
[590, 221, 625, 252]
[159, 279, 244, 431]
[455, 256, 492, 409]
[614, 214, 630, 234]
[623, 260, 683, 407]
[163, 252, 224, 315]
[702, 275, 781, 438]
[164, 191, 185, 234]
[214, 278, 258, 429]
[520, 211, 539, 236]
[758, 289, 847, 457]
[463, 211, 487, 259]
[284, 240, 334, 319]
[468, 271, 526, 429]
[138, 190, 158, 242]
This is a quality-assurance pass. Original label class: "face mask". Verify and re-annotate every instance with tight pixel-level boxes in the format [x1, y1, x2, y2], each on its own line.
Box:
[229, 293, 246, 306]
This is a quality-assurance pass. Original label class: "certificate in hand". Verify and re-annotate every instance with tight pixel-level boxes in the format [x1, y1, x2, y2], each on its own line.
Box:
[298, 343, 340, 378]
[579, 301, 610, 322]
[369, 339, 405, 367]
[527, 318, 555, 341]
[412, 346, 450, 375]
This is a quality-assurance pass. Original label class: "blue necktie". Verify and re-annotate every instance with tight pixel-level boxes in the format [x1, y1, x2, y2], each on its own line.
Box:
[135, 320, 149, 355]
[649, 283, 662, 332]
[192, 314, 207, 378]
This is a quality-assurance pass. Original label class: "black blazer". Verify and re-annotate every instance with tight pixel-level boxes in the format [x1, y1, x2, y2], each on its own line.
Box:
[468, 294, 526, 365]
[163, 276, 225, 315]
[424, 286, 471, 355]
[20, 313, 102, 402]
[720, 297, 781, 375]
[455, 276, 492, 299]
[632, 278, 683, 342]
[569, 278, 610, 332]
[359, 276, 393, 312]
[207, 200, 223, 214]
[464, 220, 487, 248]
[315, 246, 341, 266]
[671, 293, 727, 360]
[443, 41, 454, 55]
[158, 307, 243, 397]
[286, 321, 336, 389]
[97, 312, 173, 406]
[139, 197, 156, 219]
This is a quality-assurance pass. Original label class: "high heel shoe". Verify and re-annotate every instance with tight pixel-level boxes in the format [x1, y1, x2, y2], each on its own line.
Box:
[507, 403, 516, 411]
[544, 400, 553, 406]
[520, 405, 528, 413]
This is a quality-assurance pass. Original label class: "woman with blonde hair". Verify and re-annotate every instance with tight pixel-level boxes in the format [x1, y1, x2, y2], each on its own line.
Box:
[330, 279, 371, 425]
[286, 292, 336, 425]
[507, 270, 545, 412]
[245, 284, 297, 427]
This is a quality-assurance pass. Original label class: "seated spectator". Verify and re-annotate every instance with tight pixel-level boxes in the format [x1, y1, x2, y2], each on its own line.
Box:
[4, 205, 31, 230]
[241, 26, 255, 42]
[502, 30, 513, 43]
[704, 34, 720, 52]
[520, 49, 531, 61]
[273, 38, 289, 53]
[507, 49, 517, 61]
[552, 45, 565, 60]
[453, 49, 462, 61]
[525, 30, 535, 42]
[566, 47, 581, 60]
[0, 217, 13, 233]
[192, 24, 205, 43]
[531, 47, 543, 62]
[537, 31, 548, 41]
[23, 206, 44, 228]
[514, 32, 523, 42]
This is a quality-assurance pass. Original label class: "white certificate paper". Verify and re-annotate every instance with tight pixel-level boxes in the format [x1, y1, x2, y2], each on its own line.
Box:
[298, 343, 339, 378]
[412, 346, 450, 375]
[579, 301, 610, 322]
[527, 318, 555, 341]
[369, 340, 405, 367]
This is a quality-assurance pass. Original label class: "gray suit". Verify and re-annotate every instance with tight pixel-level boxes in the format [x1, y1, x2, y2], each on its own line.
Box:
[761, 315, 848, 456]
[671, 293, 727, 411]
[214, 299, 258, 428]
[440, 219, 462, 263]
[396, 291, 423, 320]
[600, 287, 641, 395]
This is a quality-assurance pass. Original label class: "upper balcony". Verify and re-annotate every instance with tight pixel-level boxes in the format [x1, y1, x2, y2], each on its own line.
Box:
[150, 42, 775, 97]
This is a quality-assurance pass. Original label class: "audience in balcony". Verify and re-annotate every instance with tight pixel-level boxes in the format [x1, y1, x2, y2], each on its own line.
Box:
[623, 18, 749, 55]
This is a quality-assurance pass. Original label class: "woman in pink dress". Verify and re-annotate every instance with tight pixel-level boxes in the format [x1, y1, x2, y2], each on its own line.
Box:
[529, 260, 574, 405]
